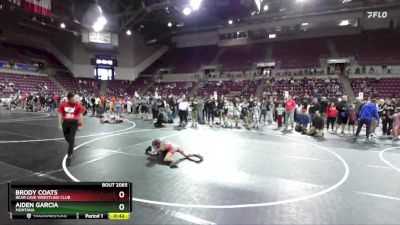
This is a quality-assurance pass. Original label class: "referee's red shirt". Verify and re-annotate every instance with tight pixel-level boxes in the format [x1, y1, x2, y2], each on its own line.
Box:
[58, 102, 84, 120]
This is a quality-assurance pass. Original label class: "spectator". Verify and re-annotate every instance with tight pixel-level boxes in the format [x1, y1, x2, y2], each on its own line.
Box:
[335, 95, 350, 135]
[382, 98, 395, 136]
[354, 100, 380, 142]
[308, 98, 321, 126]
[196, 97, 205, 124]
[178, 95, 190, 127]
[276, 103, 285, 128]
[326, 102, 338, 131]
[284, 96, 296, 131]
[320, 97, 329, 122]
[307, 111, 324, 137]
[296, 109, 310, 134]
[347, 104, 357, 135]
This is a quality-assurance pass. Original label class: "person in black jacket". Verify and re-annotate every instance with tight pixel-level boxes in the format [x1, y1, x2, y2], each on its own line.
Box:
[203, 96, 209, 124]
[167, 95, 176, 118]
[207, 96, 216, 126]
[335, 95, 350, 135]
[308, 98, 321, 127]
[90, 96, 96, 115]
[307, 111, 324, 137]
[382, 99, 396, 136]
[320, 97, 329, 123]
[217, 97, 225, 125]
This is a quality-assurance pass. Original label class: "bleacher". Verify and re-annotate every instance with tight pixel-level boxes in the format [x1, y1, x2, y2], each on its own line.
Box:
[333, 31, 400, 65]
[272, 38, 329, 69]
[219, 44, 267, 71]
[350, 77, 400, 99]
[142, 45, 219, 74]
[147, 81, 195, 97]
[197, 79, 257, 98]
[263, 78, 343, 100]
[0, 73, 61, 94]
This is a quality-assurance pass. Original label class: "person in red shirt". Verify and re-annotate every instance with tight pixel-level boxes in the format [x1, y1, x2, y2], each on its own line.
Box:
[20, 92, 27, 110]
[53, 94, 59, 108]
[326, 102, 338, 131]
[58, 93, 84, 158]
[110, 96, 116, 112]
[100, 96, 106, 108]
[284, 96, 297, 130]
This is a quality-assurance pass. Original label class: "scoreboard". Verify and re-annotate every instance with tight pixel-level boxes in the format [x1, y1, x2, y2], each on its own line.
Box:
[8, 182, 132, 220]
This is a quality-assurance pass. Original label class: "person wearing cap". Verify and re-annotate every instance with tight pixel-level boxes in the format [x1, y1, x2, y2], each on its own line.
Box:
[58, 93, 84, 158]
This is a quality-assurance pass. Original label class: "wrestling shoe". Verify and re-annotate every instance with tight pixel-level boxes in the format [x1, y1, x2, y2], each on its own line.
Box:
[145, 146, 151, 153]
[170, 160, 179, 168]
[365, 138, 375, 143]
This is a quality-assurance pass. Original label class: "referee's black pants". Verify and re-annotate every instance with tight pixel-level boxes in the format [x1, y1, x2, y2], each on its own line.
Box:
[355, 119, 371, 138]
[178, 110, 188, 125]
[62, 120, 78, 156]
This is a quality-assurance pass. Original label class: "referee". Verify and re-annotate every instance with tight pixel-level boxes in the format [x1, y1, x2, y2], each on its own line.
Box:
[58, 93, 84, 158]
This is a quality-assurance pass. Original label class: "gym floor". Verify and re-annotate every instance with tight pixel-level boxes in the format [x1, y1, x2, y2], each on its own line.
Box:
[1, 110, 400, 225]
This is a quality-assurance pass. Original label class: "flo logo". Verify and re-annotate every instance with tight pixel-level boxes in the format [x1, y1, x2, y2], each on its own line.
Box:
[367, 11, 388, 19]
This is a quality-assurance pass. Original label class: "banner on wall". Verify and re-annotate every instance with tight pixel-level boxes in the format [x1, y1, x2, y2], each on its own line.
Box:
[8, 0, 51, 16]
[0, 60, 39, 72]
[24, 0, 52, 16]
[359, 92, 364, 100]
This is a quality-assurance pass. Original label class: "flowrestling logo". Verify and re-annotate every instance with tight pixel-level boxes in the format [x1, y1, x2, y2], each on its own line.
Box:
[367, 11, 388, 19]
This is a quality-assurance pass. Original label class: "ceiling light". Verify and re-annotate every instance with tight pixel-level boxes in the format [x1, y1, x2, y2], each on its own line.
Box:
[97, 16, 107, 26]
[60, 22, 66, 29]
[126, 30, 132, 36]
[168, 22, 173, 27]
[190, 0, 202, 11]
[339, 20, 350, 26]
[301, 22, 309, 26]
[255, 0, 262, 11]
[342, 0, 352, 3]
[228, 20, 233, 25]
[263, 4, 269, 11]
[176, 22, 184, 27]
[269, 34, 276, 39]
[183, 7, 192, 15]
[140, 24, 144, 28]
[92, 16, 107, 32]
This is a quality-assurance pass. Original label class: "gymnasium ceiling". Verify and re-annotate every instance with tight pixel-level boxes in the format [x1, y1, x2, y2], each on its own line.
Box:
[1, 0, 400, 42]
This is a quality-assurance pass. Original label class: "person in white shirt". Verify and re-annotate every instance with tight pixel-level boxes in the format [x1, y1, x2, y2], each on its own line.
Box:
[127, 98, 132, 114]
[178, 95, 190, 127]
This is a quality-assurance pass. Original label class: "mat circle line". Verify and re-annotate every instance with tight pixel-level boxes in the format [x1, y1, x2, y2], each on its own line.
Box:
[0, 120, 136, 143]
[379, 147, 400, 172]
[62, 128, 350, 209]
